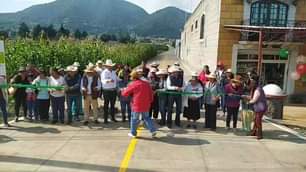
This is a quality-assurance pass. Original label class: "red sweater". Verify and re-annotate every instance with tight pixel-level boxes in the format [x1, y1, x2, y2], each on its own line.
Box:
[122, 79, 153, 112]
[198, 71, 208, 85]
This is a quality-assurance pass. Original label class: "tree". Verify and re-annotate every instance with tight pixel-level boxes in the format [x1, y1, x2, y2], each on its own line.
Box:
[57, 24, 70, 38]
[81, 31, 88, 39]
[32, 24, 42, 39]
[74, 29, 82, 39]
[100, 34, 111, 42]
[45, 24, 57, 39]
[18, 22, 30, 38]
[0, 30, 9, 40]
[118, 32, 131, 44]
[110, 34, 117, 41]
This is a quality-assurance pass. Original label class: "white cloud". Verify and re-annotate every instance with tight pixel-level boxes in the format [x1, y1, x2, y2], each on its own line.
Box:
[126, 0, 201, 13]
[0, 0, 201, 13]
[0, 0, 55, 13]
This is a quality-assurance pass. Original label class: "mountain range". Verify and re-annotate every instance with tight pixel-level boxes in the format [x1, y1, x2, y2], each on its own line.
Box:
[0, 0, 190, 38]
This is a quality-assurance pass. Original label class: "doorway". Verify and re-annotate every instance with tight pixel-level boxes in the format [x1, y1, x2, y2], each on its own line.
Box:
[262, 63, 286, 89]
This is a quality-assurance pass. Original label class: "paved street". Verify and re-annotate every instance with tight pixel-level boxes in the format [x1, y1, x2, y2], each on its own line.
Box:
[0, 50, 305, 172]
[1, 118, 305, 172]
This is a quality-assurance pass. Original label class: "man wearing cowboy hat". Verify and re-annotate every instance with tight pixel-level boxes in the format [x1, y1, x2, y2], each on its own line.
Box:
[101, 59, 119, 123]
[155, 69, 168, 126]
[81, 64, 102, 125]
[10, 67, 29, 122]
[148, 62, 159, 79]
[95, 60, 104, 75]
[64, 65, 82, 124]
[148, 68, 160, 119]
[122, 70, 157, 138]
[166, 65, 184, 128]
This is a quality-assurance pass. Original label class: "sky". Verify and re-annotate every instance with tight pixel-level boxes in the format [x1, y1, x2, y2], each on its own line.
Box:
[0, 0, 201, 14]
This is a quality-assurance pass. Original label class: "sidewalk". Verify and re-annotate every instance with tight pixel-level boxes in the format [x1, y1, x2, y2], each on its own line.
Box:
[283, 106, 306, 128]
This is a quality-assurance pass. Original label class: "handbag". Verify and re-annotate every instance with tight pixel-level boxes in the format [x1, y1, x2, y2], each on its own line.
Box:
[241, 109, 254, 132]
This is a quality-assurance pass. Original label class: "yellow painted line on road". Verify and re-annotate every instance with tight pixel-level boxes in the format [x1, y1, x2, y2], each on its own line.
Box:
[119, 127, 143, 172]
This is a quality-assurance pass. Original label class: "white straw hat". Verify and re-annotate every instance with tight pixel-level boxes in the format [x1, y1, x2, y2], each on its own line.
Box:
[65, 65, 78, 72]
[72, 62, 80, 67]
[156, 69, 168, 76]
[103, 59, 116, 67]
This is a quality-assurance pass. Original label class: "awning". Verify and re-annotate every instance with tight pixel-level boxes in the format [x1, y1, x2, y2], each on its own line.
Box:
[224, 24, 306, 32]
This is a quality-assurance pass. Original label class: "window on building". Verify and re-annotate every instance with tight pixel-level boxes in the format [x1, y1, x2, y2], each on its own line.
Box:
[191, 24, 194, 32]
[200, 14, 205, 39]
[195, 20, 198, 29]
[250, 0, 289, 27]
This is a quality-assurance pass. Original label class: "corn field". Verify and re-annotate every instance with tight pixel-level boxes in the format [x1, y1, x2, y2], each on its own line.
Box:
[4, 38, 160, 77]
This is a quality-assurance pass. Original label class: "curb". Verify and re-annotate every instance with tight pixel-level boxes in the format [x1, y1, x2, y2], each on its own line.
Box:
[263, 116, 306, 141]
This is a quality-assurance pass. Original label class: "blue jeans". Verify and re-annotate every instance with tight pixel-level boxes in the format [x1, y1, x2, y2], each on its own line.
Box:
[158, 95, 167, 124]
[72, 96, 83, 116]
[120, 99, 131, 121]
[0, 98, 8, 124]
[131, 112, 156, 136]
[67, 95, 81, 122]
[50, 96, 65, 122]
[27, 100, 35, 118]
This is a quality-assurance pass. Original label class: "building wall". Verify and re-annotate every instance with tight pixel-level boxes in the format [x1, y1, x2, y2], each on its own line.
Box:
[217, 0, 244, 69]
[180, 0, 222, 72]
[294, 0, 306, 93]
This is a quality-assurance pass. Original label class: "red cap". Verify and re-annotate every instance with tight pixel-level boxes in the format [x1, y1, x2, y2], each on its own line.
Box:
[217, 61, 224, 67]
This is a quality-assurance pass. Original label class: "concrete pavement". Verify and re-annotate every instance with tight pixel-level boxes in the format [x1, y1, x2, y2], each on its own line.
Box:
[0, 118, 305, 172]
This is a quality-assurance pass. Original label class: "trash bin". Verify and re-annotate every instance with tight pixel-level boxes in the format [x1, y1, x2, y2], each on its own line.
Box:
[263, 84, 287, 119]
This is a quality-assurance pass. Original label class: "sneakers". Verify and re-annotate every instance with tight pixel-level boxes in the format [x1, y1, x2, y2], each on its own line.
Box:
[94, 120, 100, 124]
[128, 133, 136, 138]
[3, 123, 11, 128]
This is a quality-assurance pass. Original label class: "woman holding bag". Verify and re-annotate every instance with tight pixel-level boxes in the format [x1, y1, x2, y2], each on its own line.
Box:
[243, 75, 267, 140]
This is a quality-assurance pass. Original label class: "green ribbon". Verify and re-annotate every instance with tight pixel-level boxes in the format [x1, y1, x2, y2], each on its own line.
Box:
[156, 90, 222, 96]
[0, 84, 65, 90]
[156, 90, 244, 97]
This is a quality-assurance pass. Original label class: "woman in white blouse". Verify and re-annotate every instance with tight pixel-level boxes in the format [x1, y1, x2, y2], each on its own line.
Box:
[49, 68, 66, 124]
[183, 72, 203, 129]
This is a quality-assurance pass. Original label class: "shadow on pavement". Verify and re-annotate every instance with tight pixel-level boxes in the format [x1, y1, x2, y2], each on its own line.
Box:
[5, 125, 61, 134]
[138, 136, 210, 146]
[260, 130, 306, 144]
[0, 155, 156, 172]
[0, 135, 15, 143]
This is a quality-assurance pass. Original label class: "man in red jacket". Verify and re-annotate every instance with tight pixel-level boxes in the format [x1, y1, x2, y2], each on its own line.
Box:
[122, 70, 157, 138]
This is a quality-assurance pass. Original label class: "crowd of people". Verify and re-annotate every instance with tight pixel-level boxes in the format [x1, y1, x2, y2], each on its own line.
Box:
[0, 60, 268, 139]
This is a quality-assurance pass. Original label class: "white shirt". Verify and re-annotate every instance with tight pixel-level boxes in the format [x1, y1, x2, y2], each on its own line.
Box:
[49, 76, 66, 97]
[101, 69, 118, 90]
[166, 76, 185, 91]
[95, 67, 104, 75]
[185, 83, 203, 99]
[81, 76, 102, 95]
